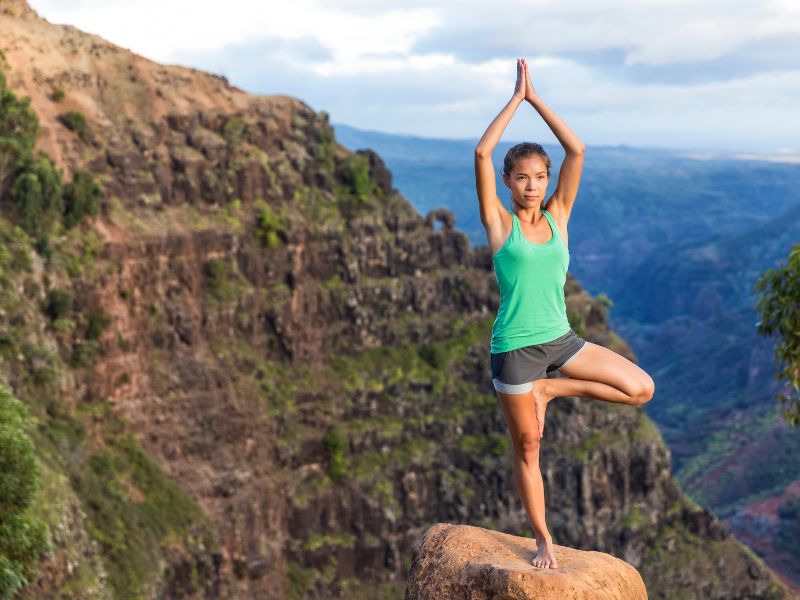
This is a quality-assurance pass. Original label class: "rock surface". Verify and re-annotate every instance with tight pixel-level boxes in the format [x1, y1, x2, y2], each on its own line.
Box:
[407, 523, 647, 600]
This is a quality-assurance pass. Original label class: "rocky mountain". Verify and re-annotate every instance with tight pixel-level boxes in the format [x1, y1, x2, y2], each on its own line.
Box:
[0, 0, 796, 597]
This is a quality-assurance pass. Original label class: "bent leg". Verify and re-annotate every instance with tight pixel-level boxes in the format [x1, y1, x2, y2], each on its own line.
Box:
[546, 341, 655, 405]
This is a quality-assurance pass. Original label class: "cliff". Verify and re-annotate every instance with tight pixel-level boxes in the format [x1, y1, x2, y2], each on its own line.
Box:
[0, 1, 796, 598]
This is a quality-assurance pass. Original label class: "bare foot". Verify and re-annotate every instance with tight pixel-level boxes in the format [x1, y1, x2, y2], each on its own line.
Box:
[532, 537, 558, 568]
[531, 379, 553, 439]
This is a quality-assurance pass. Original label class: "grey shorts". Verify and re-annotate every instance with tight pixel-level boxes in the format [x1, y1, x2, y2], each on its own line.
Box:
[491, 330, 588, 394]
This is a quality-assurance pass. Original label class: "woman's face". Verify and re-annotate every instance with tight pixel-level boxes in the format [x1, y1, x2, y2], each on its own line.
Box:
[503, 155, 549, 209]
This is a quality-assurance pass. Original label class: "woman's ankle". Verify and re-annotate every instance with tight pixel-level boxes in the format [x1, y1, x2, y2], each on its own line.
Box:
[534, 529, 553, 542]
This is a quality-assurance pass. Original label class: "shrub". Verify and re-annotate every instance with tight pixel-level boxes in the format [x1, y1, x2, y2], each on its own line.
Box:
[223, 118, 251, 150]
[418, 344, 446, 369]
[58, 110, 90, 143]
[323, 426, 350, 482]
[43, 289, 74, 321]
[334, 154, 376, 220]
[255, 204, 286, 248]
[336, 154, 371, 203]
[597, 292, 614, 310]
[69, 339, 102, 368]
[204, 258, 239, 303]
[0, 383, 52, 598]
[85, 307, 112, 341]
[63, 170, 101, 229]
[0, 70, 40, 156]
[0, 69, 41, 198]
[10, 154, 63, 236]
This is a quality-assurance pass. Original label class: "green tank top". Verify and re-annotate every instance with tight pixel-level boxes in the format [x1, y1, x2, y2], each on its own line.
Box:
[490, 208, 571, 353]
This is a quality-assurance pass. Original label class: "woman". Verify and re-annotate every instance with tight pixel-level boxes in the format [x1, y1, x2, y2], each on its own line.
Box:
[474, 57, 655, 569]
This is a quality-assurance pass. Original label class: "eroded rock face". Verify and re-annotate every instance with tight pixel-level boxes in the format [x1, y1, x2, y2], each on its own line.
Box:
[1, 2, 797, 599]
[406, 523, 648, 600]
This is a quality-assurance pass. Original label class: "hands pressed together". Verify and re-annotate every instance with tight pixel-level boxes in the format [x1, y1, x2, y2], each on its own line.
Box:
[513, 57, 538, 103]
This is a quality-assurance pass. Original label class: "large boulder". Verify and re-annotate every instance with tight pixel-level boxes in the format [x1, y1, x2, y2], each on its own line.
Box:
[406, 523, 648, 599]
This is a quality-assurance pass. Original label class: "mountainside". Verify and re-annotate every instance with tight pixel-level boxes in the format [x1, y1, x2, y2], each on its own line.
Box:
[0, 1, 797, 598]
[609, 200, 800, 589]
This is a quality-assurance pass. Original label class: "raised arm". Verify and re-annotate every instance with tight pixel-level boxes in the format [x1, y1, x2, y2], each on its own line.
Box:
[522, 58, 585, 225]
[474, 58, 526, 230]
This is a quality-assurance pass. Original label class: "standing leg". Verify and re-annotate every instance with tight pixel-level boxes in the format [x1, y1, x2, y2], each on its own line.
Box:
[496, 388, 559, 569]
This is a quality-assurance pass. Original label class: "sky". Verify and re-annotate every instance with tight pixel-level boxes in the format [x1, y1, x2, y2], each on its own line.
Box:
[28, 0, 800, 154]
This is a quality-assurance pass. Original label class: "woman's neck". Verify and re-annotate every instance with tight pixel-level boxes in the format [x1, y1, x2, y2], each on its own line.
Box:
[515, 206, 544, 224]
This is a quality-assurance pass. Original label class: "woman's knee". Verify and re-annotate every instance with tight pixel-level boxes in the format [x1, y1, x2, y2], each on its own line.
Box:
[632, 373, 655, 404]
[513, 431, 542, 462]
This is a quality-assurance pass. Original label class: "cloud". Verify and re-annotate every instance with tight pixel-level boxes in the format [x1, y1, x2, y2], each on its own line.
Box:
[27, 0, 800, 152]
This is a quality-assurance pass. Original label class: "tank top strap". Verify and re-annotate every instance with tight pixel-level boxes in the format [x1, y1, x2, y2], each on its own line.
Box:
[511, 211, 520, 238]
[542, 208, 561, 241]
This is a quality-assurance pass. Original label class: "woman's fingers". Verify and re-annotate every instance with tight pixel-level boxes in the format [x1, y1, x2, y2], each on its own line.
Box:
[522, 58, 537, 99]
[514, 58, 525, 97]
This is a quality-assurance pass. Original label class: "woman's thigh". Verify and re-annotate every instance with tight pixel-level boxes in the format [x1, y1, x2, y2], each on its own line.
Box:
[556, 341, 654, 398]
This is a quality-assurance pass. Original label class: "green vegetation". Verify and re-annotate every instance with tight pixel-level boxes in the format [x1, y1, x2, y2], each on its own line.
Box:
[45, 300, 111, 370]
[203, 257, 245, 303]
[338, 579, 406, 600]
[292, 184, 341, 226]
[71, 433, 212, 596]
[323, 425, 350, 482]
[0, 384, 52, 599]
[42, 289, 74, 321]
[49, 88, 65, 102]
[620, 504, 648, 530]
[255, 200, 288, 248]
[58, 110, 90, 143]
[222, 117, 252, 150]
[303, 531, 357, 552]
[1, 62, 206, 598]
[641, 498, 788, 598]
[334, 153, 380, 220]
[84, 306, 112, 340]
[0, 67, 102, 239]
[677, 403, 800, 514]
[596, 292, 613, 311]
[312, 120, 335, 174]
[567, 307, 587, 338]
[63, 171, 102, 229]
[34, 395, 217, 598]
[754, 243, 800, 426]
[9, 155, 64, 236]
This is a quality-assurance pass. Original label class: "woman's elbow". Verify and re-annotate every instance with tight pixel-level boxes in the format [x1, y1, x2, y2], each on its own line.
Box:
[475, 146, 489, 159]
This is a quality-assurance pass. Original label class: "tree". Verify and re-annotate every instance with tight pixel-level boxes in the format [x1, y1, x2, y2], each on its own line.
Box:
[754, 244, 800, 426]
[0, 69, 40, 198]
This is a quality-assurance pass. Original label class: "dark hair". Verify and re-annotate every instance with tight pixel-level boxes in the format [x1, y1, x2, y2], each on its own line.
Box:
[502, 142, 551, 178]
